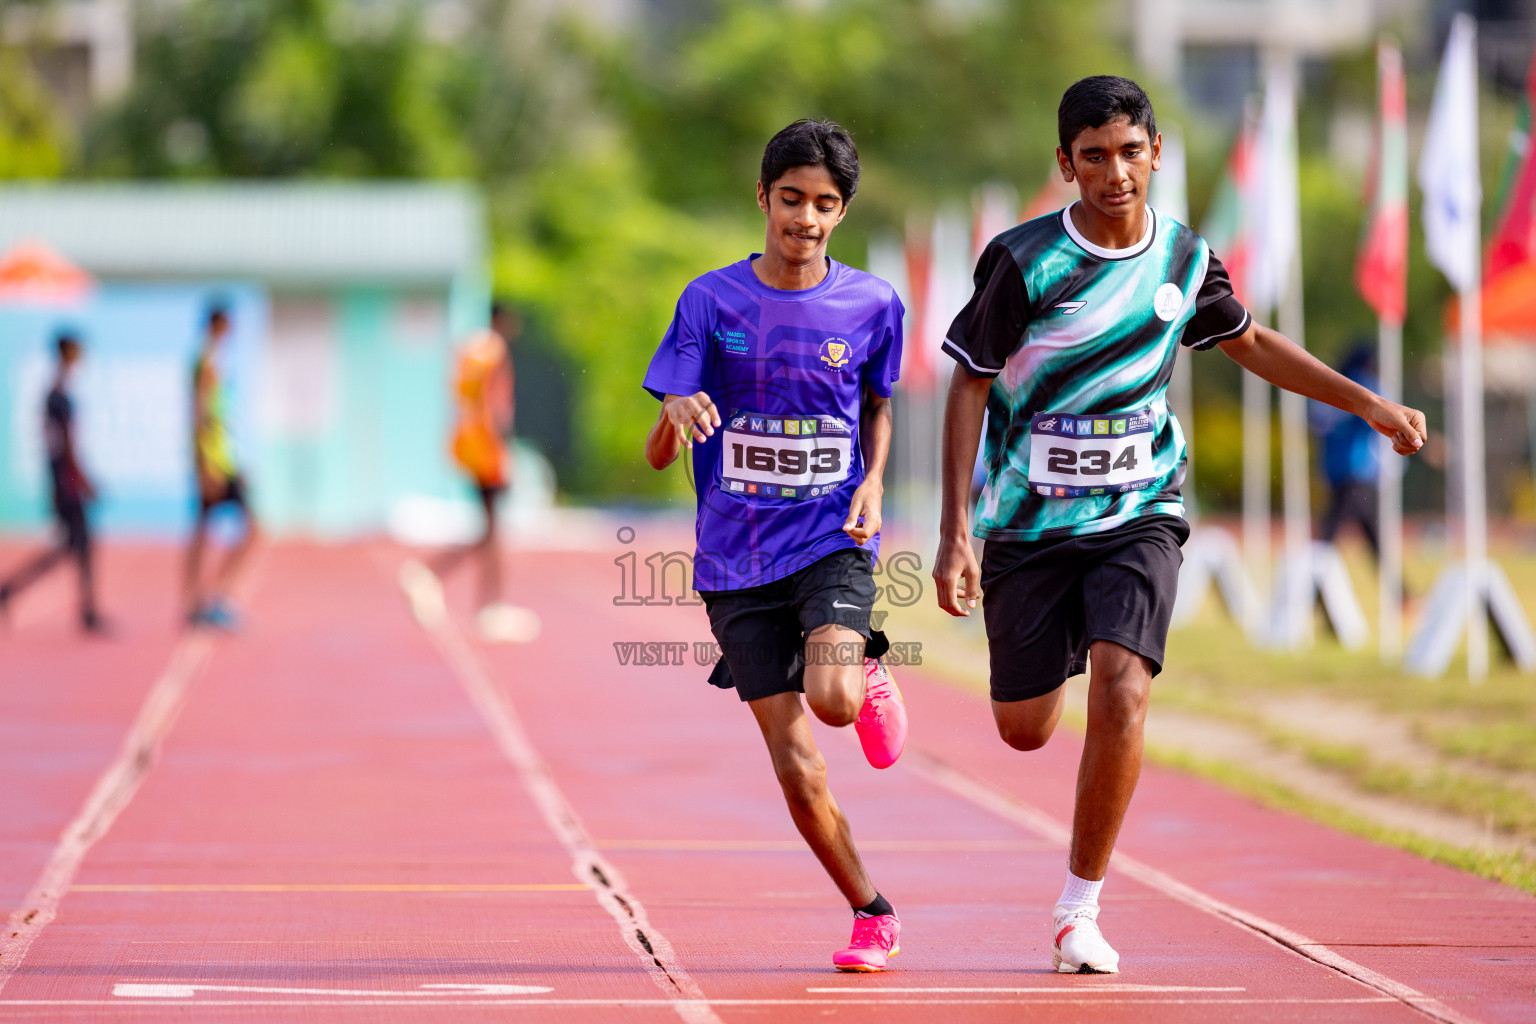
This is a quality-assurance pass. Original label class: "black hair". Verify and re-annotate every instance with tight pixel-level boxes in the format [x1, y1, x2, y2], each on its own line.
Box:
[206, 303, 229, 328]
[54, 330, 80, 357]
[759, 119, 860, 204]
[1057, 76, 1157, 157]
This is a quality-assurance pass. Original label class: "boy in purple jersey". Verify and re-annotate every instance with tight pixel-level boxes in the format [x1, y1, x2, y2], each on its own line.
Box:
[643, 120, 908, 972]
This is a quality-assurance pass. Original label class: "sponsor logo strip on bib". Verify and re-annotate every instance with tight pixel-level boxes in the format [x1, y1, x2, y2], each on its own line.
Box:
[1028, 410, 1157, 498]
[721, 411, 852, 500]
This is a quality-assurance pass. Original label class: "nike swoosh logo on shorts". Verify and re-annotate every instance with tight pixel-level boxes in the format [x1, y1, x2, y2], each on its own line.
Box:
[832, 600, 861, 610]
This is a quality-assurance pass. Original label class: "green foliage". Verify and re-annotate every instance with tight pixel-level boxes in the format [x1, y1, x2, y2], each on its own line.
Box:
[67, 0, 1513, 503]
[493, 140, 756, 497]
[0, 47, 68, 178]
[615, 0, 1124, 232]
[82, 0, 495, 178]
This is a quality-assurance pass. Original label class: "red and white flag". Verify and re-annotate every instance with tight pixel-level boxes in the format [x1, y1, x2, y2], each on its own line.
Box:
[1488, 42, 1536, 282]
[1357, 39, 1409, 324]
[1201, 103, 1261, 307]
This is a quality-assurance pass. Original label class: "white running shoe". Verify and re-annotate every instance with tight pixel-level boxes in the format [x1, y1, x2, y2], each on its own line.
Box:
[398, 559, 447, 627]
[477, 602, 541, 644]
[1051, 904, 1120, 974]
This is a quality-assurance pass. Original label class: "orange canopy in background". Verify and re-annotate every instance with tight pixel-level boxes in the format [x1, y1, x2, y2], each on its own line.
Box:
[0, 240, 94, 306]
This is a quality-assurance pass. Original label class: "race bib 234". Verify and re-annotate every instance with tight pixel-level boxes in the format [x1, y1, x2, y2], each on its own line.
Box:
[1027, 409, 1157, 498]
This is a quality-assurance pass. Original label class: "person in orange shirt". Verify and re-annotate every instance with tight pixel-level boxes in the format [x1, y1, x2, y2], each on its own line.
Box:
[400, 303, 537, 642]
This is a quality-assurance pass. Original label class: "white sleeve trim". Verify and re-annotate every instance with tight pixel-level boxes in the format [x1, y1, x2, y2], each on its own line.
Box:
[942, 336, 1003, 376]
[1185, 308, 1252, 350]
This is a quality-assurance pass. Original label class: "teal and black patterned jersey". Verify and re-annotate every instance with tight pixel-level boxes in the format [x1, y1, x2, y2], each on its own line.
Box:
[944, 203, 1250, 541]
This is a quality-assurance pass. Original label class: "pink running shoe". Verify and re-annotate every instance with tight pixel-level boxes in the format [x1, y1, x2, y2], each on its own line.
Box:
[855, 659, 907, 769]
[833, 913, 901, 972]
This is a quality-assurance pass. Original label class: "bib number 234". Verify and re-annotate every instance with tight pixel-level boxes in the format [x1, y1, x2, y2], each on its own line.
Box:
[1027, 410, 1157, 498]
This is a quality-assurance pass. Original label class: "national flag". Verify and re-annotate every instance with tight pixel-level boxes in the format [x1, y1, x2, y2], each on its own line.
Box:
[971, 182, 1018, 260]
[1357, 39, 1409, 323]
[922, 208, 972, 390]
[1019, 170, 1077, 223]
[1201, 102, 1261, 307]
[1487, 41, 1536, 282]
[1250, 62, 1300, 315]
[1419, 14, 1481, 292]
[901, 215, 936, 393]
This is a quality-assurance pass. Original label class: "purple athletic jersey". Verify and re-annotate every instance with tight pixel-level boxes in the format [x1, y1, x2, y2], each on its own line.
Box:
[644, 256, 904, 592]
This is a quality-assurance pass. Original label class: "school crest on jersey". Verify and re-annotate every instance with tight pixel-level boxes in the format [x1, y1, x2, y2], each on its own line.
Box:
[819, 338, 850, 370]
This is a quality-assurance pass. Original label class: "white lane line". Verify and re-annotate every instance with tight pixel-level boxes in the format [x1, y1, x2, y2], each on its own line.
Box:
[412, 592, 721, 1024]
[0, 997, 1399, 1008]
[114, 983, 551, 998]
[905, 749, 1487, 1024]
[806, 985, 1245, 993]
[0, 631, 218, 995]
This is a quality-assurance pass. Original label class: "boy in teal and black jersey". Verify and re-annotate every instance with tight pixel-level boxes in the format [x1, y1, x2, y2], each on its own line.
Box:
[934, 76, 1428, 974]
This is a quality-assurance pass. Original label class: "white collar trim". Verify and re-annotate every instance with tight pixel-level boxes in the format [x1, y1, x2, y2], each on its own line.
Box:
[1061, 202, 1156, 260]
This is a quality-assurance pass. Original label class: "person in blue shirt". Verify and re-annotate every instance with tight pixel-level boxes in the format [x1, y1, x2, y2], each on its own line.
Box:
[1314, 343, 1382, 559]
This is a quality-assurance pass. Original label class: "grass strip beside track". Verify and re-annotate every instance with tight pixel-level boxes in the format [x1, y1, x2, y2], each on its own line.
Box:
[1147, 744, 1536, 894]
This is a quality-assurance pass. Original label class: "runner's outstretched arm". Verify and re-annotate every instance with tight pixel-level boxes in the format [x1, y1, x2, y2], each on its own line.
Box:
[1219, 324, 1427, 455]
[844, 389, 891, 544]
[934, 365, 991, 616]
[644, 391, 721, 470]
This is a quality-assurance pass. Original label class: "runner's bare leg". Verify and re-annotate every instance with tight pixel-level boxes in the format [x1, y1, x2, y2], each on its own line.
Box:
[750, 690, 877, 908]
[991, 638, 1150, 879]
[802, 622, 867, 726]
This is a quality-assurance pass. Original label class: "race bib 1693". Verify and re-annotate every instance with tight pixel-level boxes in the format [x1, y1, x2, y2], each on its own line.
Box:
[719, 410, 853, 500]
[1027, 409, 1157, 498]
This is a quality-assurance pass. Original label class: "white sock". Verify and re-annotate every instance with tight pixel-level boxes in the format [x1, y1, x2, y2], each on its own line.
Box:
[1055, 871, 1103, 916]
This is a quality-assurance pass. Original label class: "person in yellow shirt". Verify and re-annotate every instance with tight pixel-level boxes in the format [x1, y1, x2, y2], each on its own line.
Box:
[400, 303, 537, 642]
[184, 305, 260, 630]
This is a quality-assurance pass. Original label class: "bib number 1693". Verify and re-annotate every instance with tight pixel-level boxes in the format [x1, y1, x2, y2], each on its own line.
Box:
[731, 443, 842, 476]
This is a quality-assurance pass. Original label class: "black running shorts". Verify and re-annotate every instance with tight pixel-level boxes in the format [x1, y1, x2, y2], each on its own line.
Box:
[980, 514, 1189, 703]
[699, 547, 886, 703]
[199, 474, 249, 516]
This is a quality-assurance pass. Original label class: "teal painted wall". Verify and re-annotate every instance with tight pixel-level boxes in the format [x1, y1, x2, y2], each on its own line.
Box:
[3, 275, 489, 539]
[0, 283, 266, 536]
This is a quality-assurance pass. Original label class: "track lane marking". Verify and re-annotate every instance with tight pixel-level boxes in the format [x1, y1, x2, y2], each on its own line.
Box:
[0, 631, 218, 995]
[807, 985, 1245, 993]
[395, 565, 722, 1024]
[1, 996, 1399, 1007]
[905, 749, 1487, 1024]
[114, 982, 552, 997]
[72, 883, 587, 892]
[598, 838, 1054, 852]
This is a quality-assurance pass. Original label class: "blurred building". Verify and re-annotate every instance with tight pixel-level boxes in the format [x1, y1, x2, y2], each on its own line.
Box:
[2, 0, 131, 119]
[1132, 0, 1419, 120]
[0, 182, 489, 538]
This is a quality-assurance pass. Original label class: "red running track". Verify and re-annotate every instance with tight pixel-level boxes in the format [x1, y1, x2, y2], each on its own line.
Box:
[0, 539, 1531, 1023]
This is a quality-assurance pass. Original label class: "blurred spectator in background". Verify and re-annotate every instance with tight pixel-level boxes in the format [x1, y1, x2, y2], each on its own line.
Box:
[400, 302, 539, 643]
[185, 304, 260, 631]
[0, 331, 106, 633]
[1313, 342, 1381, 560]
